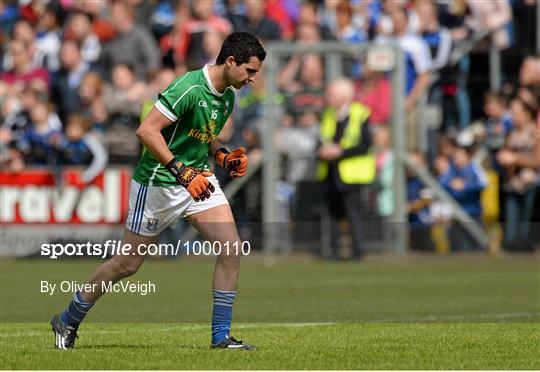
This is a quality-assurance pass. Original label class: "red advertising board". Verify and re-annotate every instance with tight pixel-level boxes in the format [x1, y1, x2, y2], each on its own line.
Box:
[0, 168, 131, 224]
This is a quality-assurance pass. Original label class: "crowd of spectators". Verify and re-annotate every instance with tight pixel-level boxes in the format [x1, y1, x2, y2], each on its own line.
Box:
[1, 0, 538, 250]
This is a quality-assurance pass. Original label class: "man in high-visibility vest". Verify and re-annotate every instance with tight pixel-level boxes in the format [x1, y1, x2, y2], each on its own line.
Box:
[316, 78, 376, 260]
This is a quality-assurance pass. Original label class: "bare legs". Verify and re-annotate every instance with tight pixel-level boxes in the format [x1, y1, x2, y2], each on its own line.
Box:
[79, 229, 156, 303]
[187, 204, 243, 291]
[78, 204, 241, 301]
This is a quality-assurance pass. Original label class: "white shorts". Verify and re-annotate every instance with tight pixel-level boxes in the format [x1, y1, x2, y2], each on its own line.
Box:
[125, 176, 229, 236]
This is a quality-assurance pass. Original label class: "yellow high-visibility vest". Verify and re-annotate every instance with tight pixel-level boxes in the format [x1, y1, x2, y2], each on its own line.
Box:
[316, 103, 376, 184]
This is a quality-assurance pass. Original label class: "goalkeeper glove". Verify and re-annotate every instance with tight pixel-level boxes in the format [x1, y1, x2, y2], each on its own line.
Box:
[166, 158, 215, 201]
[215, 147, 248, 178]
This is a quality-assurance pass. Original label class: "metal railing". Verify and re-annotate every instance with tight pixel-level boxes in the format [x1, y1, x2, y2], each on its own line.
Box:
[264, 41, 408, 254]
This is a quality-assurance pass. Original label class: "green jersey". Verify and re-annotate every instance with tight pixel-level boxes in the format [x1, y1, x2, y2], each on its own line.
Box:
[133, 65, 236, 186]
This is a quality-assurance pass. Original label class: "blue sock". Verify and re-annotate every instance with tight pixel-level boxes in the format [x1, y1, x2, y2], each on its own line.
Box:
[59, 291, 94, 329]
[211, 290, 236, 344]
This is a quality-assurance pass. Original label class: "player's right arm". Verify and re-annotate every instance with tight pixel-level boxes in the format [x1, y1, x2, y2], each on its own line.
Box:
[136, 107, 215, 201]
[136, 107, 176, 165]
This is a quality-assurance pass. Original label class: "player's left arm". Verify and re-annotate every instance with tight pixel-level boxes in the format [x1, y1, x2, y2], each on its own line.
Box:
[210, 140, 248, 178]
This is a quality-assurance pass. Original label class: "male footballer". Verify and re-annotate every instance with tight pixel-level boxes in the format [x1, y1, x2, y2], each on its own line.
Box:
[51, 32, 266, 350]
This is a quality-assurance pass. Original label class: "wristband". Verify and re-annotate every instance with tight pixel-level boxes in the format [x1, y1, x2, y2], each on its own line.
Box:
[214, 147, 230, 167]
[165, 158, 196, 188]
[166, 158, 184, 178]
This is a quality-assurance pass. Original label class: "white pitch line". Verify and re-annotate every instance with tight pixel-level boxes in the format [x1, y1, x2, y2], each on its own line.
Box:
[1, 315, 538, 338]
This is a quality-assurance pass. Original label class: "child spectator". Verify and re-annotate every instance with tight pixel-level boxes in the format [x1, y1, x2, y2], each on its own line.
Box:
[19, 101, 61, 165]
[56, 114, 107, 184]
[407, 151, 434, 250]
[440, 143, 487, 217]
[483, 91, 513, 154]
[439, 143, 487, 250]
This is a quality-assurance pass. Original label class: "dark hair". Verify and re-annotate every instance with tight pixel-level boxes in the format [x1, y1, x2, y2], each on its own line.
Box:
[216, 32, 266, 65]
[67, 113, 92, 132]
[46, 2, 66, 27]
[62, 38, 83, 50]
[511, 97, 536, 119]
[484, 90, 507, 106]
[73, 10, 94, 23]
[336, 0, 353, 17]
[113, 62, 136, 74]
[454, 142, 475, 156]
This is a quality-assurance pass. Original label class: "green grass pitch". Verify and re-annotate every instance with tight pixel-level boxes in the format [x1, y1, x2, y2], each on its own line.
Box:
[1, 254, 539, 369]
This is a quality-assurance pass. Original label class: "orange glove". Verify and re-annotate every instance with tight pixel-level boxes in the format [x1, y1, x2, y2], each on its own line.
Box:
[215, 147, 248, 178]
[166, 158, 215, 201]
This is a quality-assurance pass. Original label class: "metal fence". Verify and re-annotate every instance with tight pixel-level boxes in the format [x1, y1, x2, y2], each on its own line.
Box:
[262, 42, 408, 255]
